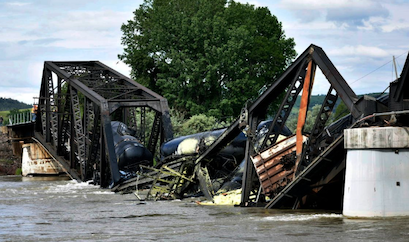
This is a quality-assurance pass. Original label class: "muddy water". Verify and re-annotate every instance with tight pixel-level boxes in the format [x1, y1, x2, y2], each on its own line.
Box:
[1, 176, 409, 242]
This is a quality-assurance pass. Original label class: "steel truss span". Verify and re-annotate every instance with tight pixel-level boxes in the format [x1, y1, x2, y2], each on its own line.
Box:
[189, 44, 388, 208]
[35, 61, 173, 187]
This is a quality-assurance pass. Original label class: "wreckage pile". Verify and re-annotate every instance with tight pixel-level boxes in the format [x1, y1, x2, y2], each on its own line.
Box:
[25, 44, 408, 212]
[111, 44, 409, 211]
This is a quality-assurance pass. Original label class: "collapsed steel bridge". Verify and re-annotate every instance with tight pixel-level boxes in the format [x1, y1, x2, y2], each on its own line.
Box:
[35, 61, 173, 187]
[107, 44, 393, 208]
[191, 44, 391, 208]
[30, 44, 409, 210]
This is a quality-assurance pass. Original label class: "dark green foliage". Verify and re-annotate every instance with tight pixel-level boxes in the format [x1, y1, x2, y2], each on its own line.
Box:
[0, 98, 31, 111]
[286, 104, 334, 133]
[292, 94, 329, 111]
[119, 0, 296, 119]
[304, 104, 322, 132]
[181, 114, 218, 136]
[285, 111, 298, 133]
[285, 95, 346, 132]
[332, 101, 349, 121]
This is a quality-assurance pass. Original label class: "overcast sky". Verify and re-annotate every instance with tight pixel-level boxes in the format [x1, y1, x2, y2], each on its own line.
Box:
[1, 0, 408, 105]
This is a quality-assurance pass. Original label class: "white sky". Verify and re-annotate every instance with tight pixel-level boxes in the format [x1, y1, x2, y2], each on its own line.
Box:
[1, 0, 408, 104]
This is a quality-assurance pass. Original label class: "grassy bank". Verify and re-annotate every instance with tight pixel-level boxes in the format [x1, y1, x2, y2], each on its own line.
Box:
[0, 110, 8, 120]
[0, 109, 31, 126]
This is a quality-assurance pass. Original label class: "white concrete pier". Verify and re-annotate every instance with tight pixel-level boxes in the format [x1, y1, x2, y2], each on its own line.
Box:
[343, 127, 409, 217]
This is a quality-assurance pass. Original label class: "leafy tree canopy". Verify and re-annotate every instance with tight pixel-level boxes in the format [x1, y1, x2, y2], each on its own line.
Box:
[119, 0, 296, 119]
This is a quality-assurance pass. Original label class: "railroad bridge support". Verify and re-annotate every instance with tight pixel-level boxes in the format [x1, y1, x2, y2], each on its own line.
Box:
[33, 61, 173, 187]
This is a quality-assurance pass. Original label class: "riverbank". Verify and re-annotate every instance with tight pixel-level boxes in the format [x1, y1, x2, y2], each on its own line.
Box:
[0, 128, 20, 175]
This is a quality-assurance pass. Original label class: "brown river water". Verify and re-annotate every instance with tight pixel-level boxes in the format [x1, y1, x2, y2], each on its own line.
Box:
[1, 175, 409, 242]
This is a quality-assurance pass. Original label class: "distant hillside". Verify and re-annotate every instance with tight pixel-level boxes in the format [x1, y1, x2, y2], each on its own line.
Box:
[0, 98, 31, 111]
[293, 92, 386, 111]
[285, 92, 387, 132]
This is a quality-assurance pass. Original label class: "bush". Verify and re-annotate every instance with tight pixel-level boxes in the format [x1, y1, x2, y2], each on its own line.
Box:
[169, 109, 186, 137]
[169, 110, 230, 137]
[180, 114, 217, 136]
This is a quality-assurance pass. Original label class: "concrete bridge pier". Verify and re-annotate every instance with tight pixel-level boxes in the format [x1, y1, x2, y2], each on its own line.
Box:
[343, 127, 409, 217]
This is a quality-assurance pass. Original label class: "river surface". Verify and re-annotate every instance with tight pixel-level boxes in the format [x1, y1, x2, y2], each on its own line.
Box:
[1, 176, 409, 242]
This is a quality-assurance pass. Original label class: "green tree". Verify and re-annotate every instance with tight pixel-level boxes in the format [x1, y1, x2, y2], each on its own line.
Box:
[304, 104, 322, 132]
[285, 109, 298, 133]
[119, 0, 296, 119]
[286, 105, 322, 133]
[332, 101, 349, 122]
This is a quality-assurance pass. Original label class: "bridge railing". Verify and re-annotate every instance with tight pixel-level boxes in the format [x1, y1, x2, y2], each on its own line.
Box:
[8, 111, 34, 126]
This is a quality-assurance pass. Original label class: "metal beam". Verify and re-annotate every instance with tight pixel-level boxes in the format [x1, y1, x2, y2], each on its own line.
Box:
[34, 60, 173, 187]
[394, 53, 409, 101]
[248, 45, 314, 114]
[259, 58, 308, 151]
[108, 101, 162, 114]
[33, 132, 81, 181]
[310, 46, 361, 119]
[95, 61, 166, 100]
[240, 114, 260, 206]
[237, 44, 363, 206]
[45, 62, 106, 105]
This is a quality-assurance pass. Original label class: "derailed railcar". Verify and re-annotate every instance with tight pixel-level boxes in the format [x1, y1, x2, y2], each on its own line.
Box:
[156, 120, 292, 197]
[111, 121, 153, 173]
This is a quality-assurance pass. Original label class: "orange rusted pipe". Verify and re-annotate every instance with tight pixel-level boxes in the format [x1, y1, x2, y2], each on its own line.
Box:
[295, 60, 313, 157]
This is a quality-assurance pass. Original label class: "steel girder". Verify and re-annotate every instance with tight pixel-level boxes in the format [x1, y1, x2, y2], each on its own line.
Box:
[239, 44, 363, 206]
[391, 53, 409, 110]
[187, 44, 365, 207]
[36, 61, 173, 187]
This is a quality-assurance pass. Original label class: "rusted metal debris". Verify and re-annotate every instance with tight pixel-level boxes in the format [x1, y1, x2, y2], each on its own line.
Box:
[112, 44, 389, 209]
[251, 135, 307, 197]
[95, 45, 409, 210]
[156, 44, 402, 210]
